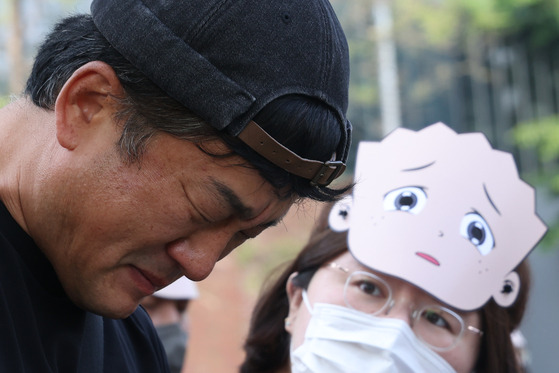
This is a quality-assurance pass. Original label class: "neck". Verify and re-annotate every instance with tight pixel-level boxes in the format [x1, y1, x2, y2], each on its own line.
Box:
[0, 97, 57, 233]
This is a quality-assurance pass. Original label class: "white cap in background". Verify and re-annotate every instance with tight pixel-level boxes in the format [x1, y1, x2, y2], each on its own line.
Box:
[154, 277, 199, 300]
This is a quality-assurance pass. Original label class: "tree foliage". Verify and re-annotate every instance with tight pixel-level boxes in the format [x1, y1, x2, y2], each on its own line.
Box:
[330, 0, 559, 249]
[392, 0, 559, 49]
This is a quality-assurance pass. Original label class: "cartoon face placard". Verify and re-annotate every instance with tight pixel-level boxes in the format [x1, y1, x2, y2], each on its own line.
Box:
[330, 123, 547, 311]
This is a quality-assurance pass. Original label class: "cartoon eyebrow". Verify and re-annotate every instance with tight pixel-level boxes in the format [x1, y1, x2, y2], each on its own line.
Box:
[483, 183, 501, 216]
[402, 161, 435, 172]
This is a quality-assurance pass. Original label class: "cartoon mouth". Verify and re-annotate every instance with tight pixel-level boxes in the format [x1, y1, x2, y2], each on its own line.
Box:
[416, 252, 440, 266]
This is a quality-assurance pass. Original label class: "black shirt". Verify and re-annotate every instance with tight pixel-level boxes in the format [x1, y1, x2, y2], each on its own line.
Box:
[0, 202, 170, 372]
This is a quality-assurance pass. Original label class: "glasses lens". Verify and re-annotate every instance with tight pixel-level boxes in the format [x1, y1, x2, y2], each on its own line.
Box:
[343, 271, 392, 315]
[413, 306, 464, 351]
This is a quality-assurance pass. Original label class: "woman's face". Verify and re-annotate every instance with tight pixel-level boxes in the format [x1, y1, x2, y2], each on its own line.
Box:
[285, 251, 483, 373]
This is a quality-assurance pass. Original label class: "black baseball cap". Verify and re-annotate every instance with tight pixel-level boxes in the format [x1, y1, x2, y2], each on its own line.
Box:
[91, 0, 351, 186]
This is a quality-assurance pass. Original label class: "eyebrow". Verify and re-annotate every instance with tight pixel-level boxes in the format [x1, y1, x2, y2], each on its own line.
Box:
[401, 161, 435, 172]
[211, 179, 253, 220]
[483, 183, 501, 215]
[210, 179, 283, 228]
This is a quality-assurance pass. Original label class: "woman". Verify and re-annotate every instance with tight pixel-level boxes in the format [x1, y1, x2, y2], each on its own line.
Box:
[241, 123, 545, 373]
[241, 205, 530, 373]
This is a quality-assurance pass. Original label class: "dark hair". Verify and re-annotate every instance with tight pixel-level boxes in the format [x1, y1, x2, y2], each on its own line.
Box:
[240, 202, 531, 373]
[240, 201, 345, 373]
[474, 260, 531, 373]
[25, 14, 349, 202]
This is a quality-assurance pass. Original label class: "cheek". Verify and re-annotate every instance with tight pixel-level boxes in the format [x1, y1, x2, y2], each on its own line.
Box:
[84, 177, 188, 237]
[289, 307, 312, 350]
[289, 284, 348, 350]
[438, 340, 480, 373]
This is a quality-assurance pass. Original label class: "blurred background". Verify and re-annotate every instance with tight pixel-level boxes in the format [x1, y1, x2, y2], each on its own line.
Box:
[2, 0, 559, 371]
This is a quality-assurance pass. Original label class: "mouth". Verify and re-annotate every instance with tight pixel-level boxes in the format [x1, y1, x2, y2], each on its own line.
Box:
[129, 266, 169, 295]
[416, 252, 440, 266]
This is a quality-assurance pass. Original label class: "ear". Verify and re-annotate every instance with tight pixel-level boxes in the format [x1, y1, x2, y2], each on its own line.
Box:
[493, 271, 520, 308]
[285, 272, 304, 334]
[328, 195, 353, 232]
[54, 61, 124, 150]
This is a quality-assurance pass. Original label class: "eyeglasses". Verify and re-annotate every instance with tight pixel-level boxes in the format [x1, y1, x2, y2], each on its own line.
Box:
[328, 262, 483, 352]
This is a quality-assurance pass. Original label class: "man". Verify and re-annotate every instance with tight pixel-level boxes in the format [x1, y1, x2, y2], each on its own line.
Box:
[0, 0, 351, 371]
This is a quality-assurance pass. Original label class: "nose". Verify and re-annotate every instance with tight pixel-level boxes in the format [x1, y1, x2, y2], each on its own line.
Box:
[381, 298, 415, 327]
[165, 228, 236, 281]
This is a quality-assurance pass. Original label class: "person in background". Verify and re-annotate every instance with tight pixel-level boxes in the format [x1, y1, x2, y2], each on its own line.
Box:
[241, 123, 546, 373]
[0, 0, 352, 371]
[142, 277, 199, 373]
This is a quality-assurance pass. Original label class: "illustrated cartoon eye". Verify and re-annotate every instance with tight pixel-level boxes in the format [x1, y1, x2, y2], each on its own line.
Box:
[459, 213, 495, 255]
[383, 187, 427, 214]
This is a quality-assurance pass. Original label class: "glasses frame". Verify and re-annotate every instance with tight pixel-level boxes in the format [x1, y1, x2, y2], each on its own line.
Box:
[328, 262, 484, 352]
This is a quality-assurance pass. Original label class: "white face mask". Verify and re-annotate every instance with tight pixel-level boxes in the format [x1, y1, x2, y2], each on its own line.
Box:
[290, 291, 456, 373]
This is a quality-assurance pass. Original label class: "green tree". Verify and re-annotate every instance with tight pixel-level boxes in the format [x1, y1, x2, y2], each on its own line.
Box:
[514, 116, 559, 248]
[0, 0, 90, 98]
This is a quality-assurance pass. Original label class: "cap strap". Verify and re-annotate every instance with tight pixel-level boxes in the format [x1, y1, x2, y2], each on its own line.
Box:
[238, 121, 346, 186]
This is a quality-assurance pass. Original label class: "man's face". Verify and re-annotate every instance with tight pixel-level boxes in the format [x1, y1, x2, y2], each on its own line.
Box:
[36, 131, 293, 318]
